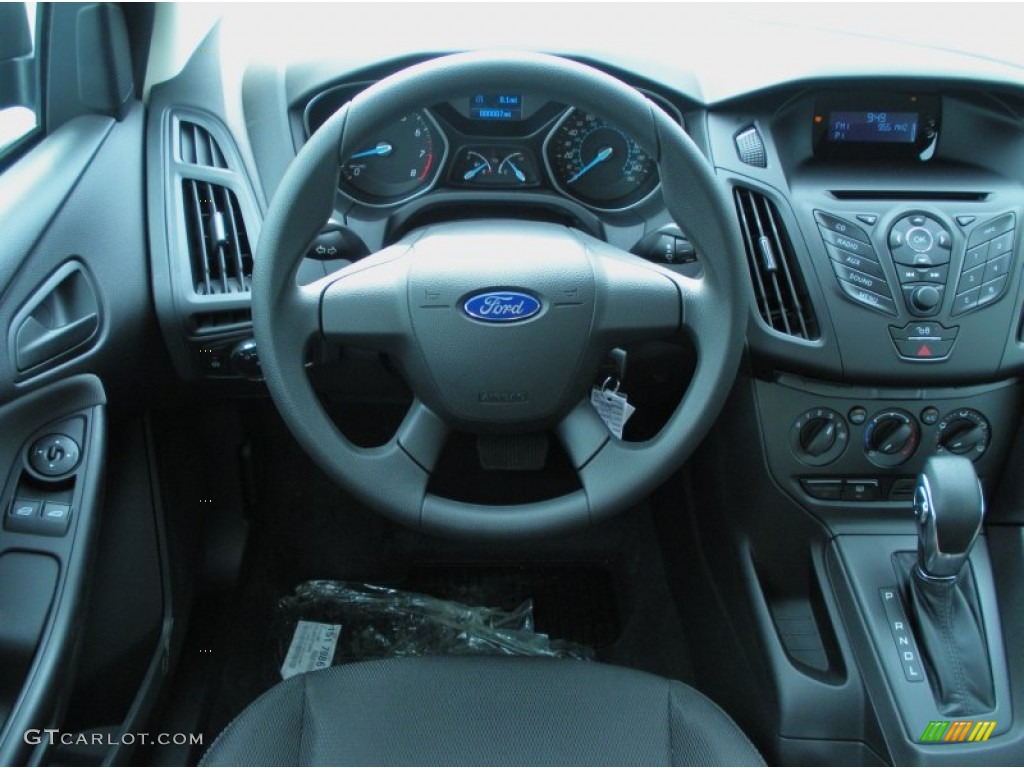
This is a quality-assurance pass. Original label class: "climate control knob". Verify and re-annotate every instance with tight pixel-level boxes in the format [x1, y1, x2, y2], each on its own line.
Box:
[790, 408, 848, 466]
[864, 409, 920, 467]
[936, 409, 990, 460]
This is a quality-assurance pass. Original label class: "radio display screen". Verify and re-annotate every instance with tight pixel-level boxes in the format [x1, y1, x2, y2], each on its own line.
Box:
[827, 111, 919, 144]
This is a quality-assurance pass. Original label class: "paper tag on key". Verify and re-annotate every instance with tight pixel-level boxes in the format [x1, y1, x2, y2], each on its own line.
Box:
[590, 386, 636, 439]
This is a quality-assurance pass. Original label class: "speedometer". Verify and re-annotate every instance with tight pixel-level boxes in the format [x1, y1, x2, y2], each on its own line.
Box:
[340, 110, 446, 206]
[544, 109, 658, 210]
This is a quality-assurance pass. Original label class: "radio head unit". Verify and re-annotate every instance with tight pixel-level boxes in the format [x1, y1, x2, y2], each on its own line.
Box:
[813, 92, 940, 161]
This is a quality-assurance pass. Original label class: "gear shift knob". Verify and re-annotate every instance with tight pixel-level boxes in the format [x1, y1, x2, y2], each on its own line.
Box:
[914, 455, 985, 579]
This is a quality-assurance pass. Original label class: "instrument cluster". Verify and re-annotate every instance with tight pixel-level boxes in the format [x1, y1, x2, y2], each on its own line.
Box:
[304, 84, 682, 213]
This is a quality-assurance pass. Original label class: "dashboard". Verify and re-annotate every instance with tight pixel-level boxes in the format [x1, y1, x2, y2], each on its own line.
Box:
[145, 37, 1024, 527]
[123, 12, 1024, 764]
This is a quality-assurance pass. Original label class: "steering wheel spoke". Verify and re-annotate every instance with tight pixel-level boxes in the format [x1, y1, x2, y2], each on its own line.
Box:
[320, 246, 412, 351]
[556, 399, 611, 470]
[396, 399, 449, 473]
[588, 240, 683, 345]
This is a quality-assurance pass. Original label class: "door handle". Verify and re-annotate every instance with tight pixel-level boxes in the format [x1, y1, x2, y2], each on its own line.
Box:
[16, 313, 99, 371]
[11, 261, 102, 373]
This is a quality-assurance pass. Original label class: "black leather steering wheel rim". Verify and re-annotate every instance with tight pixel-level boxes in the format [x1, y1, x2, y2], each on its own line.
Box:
[252, 51, 746, 540]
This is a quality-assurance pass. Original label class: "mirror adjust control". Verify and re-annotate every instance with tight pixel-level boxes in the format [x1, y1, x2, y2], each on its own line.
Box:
[28, 434, 81, 478]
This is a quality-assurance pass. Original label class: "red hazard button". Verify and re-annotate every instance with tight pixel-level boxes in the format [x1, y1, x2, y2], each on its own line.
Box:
[916, 344, 933, 357]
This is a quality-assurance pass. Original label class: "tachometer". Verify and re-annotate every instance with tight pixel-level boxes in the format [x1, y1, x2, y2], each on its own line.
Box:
[341, 110, 445, 205]
[544, 109, 658, 210]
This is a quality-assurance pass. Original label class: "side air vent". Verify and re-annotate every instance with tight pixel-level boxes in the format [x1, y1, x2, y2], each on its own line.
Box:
[182, 180, 253, 295]
[734, 188, 819, 340]
[179, 120, 228, 169]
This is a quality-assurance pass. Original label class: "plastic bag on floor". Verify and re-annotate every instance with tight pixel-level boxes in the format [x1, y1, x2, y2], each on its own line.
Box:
[277, 580, 593, 679]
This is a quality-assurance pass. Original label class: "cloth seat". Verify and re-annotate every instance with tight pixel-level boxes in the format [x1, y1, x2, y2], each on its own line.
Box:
[202, 656, 763, 766]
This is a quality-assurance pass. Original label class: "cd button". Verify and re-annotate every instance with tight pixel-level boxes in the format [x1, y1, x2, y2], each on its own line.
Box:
[815, 212, 871, 242]
[956, 215, 976, 228]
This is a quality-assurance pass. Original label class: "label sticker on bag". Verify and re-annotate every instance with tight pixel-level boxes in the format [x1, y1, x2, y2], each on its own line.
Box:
[280, 620, 342, 680]
[590, 386, 636, 440]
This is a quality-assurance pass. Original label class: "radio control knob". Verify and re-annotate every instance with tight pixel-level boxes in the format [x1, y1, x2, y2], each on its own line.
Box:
[910, 285, 942, 312]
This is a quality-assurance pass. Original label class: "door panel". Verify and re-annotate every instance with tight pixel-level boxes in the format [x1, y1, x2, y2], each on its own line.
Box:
[0, 3, 157, 763]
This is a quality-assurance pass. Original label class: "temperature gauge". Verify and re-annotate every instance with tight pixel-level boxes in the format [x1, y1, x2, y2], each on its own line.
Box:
[452, 147, 538, 187]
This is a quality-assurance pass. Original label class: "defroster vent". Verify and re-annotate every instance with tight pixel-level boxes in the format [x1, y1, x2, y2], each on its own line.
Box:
[734, 187, 819, 340]
[182, 180, 253, 295]
[179, 120, 228, 169]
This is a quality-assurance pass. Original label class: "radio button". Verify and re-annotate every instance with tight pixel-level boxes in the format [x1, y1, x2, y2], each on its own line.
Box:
[820, 228, 873, 257]
[966, 213, 1015, 249]
[832, 264, 891, 296]
[825, 244, 883, 276]
[815, 211, 872, 242]
[838, 280, 897, 316]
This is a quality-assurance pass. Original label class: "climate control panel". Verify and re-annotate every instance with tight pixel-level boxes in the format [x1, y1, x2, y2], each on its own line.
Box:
[755, 376, 1017, 516]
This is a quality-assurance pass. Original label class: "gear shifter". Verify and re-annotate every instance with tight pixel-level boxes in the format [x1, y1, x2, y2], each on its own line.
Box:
[914, 454, 984, 579]
[898, 455, 994, 715]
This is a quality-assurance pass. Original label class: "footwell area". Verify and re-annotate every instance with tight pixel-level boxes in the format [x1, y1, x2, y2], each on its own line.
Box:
[403, 565, 620, 649]
[147, 406, 694, 764]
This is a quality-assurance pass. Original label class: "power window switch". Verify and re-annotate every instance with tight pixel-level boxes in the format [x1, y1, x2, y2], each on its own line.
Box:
[6, 499, 42, 533]
[39, 503, 72, 536]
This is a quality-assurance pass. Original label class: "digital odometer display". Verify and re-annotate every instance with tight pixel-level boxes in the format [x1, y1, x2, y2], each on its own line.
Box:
[470, 94, 523, 121]
[827, 111, 919, 144]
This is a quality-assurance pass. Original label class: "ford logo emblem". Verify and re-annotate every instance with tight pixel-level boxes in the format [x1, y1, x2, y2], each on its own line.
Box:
[463, 291, 541, 323]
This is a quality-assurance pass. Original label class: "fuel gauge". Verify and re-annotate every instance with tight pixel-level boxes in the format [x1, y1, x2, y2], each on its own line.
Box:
[452, 147, 538, 187]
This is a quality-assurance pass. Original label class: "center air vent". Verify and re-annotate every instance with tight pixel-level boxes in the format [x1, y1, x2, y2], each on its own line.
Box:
[178, 120, 228, 169]
[734, 187, 819, 340]
[182, 180, 253, 295]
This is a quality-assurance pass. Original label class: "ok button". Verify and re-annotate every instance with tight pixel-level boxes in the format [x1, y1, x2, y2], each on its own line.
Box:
[907, 227, 934, 253]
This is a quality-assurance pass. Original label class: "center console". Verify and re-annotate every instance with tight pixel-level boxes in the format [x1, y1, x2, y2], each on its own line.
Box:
[699, 83, 1024, 764]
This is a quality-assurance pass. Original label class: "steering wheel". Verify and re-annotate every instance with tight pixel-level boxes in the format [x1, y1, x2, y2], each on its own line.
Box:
[253, 51, 746, 539]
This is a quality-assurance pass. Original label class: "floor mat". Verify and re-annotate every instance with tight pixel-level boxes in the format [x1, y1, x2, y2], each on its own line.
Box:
[402, 565, 620, 649]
